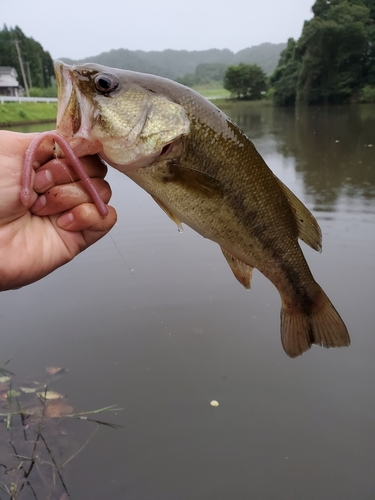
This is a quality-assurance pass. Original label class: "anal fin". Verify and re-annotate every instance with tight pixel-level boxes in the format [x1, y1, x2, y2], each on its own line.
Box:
[221, 248, 254, 290]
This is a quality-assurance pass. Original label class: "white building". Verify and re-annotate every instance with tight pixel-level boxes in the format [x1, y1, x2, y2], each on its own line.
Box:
[0, 67, 22, 96]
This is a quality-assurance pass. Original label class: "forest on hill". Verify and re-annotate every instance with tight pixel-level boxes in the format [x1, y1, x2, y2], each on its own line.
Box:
[0, 24, 285, 93]
[60, 43, 286, 80]
[3, 0, 375, 106]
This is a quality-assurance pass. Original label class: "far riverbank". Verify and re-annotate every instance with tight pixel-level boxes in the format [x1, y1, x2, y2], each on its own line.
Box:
[0, 97, 274, 128]
[0, 102, 57, 127]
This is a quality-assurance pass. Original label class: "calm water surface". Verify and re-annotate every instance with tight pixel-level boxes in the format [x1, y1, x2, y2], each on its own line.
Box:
[1, 104, 374, 499]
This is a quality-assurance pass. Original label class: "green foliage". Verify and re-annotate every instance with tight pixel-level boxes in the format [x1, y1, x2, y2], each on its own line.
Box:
[176, 73, 197, 87]
[223, 63, 268, 100]
[270, 38, 301, 105]
[298, 0, 371, 104]
[271, 0, 375, 105]
[0, 25, 54, 89]
[177, 63, 228, 87]
[359, 84, 375, 102]
[195, 63, 228, 83]
[29, 86, 58, 97]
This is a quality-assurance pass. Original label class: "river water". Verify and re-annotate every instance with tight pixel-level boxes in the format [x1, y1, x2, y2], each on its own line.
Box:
[1, 104, 374, 499]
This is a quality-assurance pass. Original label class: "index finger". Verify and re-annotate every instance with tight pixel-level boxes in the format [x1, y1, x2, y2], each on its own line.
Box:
[34, 155, 108, 193]
[0, 130, 55, 166]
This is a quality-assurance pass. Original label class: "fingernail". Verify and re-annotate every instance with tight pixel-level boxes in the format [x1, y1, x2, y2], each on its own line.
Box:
[57, 212, 74, 228]
[34, 169, 53, 191]
[31, 194, 46, 212]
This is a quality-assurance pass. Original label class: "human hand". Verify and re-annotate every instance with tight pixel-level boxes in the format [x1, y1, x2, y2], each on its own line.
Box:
[0, 131, 117, 291]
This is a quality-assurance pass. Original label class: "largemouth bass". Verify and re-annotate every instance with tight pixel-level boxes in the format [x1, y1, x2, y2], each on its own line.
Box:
[36, 61, 352, 357]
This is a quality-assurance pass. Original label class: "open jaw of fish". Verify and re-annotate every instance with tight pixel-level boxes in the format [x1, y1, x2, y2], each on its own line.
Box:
[22, 60, 350, 358]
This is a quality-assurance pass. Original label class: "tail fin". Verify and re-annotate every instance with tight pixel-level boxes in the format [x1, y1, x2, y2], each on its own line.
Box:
[280, 290, 350, 358]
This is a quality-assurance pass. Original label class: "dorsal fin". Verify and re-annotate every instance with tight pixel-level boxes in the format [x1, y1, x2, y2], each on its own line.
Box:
[277, 179, 322, 252]
[221, 248, 254, 290]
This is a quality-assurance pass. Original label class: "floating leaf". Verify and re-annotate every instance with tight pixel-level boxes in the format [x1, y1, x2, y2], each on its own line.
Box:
[210, 400, 219, 407]
[46, 367, 66, 376]
[45, 400, 73, 418]
[0, 376, 11, 384]
[37, 390, 65, 400]
[20, 386, 40, 394]
[7, 389, 21, 398]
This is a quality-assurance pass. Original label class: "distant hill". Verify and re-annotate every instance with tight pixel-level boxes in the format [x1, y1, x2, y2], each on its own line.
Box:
[61, 42, 286, 80]
[233, 43, 287, 75]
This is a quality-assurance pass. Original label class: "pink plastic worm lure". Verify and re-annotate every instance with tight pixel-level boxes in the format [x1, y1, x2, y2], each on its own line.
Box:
[21, 131, 109, 217]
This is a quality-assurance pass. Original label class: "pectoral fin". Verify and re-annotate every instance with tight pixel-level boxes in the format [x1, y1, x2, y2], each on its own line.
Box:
[151, 195, 183, 231]
[221, 248, 254, 290]
[164, 162, 223, 199]
[276, 178, 322, 252]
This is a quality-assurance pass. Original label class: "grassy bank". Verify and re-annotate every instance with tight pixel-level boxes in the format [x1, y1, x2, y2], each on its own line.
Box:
[216, 98, 273, 108]
[193, 84, 273, 107]
[0, 102, 57, 127]
[193, 84, 231, 100]
[0, 90, 273, 127]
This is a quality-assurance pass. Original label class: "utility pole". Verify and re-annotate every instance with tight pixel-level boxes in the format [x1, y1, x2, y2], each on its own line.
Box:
[26, 61, 32, 89]
[14, 39, 29, 97]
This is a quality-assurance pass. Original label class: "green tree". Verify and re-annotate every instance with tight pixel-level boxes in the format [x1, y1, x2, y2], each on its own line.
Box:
[0, 25, 54, 89]
[223, 63, 268, 100]
[362, 0, 375, 86]
[297, 0, 371, 104]
[270, 38, 302, 105]
[271, 0, 375, 105]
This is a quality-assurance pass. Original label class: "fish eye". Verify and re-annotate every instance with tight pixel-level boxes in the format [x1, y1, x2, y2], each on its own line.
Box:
[94, 73, 119, 94]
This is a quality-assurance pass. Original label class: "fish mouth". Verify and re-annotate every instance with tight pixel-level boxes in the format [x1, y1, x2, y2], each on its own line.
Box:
[55, 61, 74, 131]
[54, 60, 102, 157]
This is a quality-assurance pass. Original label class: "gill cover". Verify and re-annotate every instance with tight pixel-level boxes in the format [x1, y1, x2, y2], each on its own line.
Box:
[54, 61, 190, 169]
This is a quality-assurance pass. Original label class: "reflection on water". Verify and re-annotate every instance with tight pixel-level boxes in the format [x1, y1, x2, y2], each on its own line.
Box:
[3, 122, 55, 133]
[221, 103, 375, 247]
[221, 103, 375, 211]
[1, 105, 374, 499]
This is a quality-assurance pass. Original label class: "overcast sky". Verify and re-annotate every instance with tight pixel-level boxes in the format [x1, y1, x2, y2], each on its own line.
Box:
[2, 0, 314, 60]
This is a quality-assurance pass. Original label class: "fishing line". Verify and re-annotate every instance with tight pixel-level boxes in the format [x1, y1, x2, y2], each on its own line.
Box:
[106, 231, 135, 276]
[52, 141, 138, 280]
